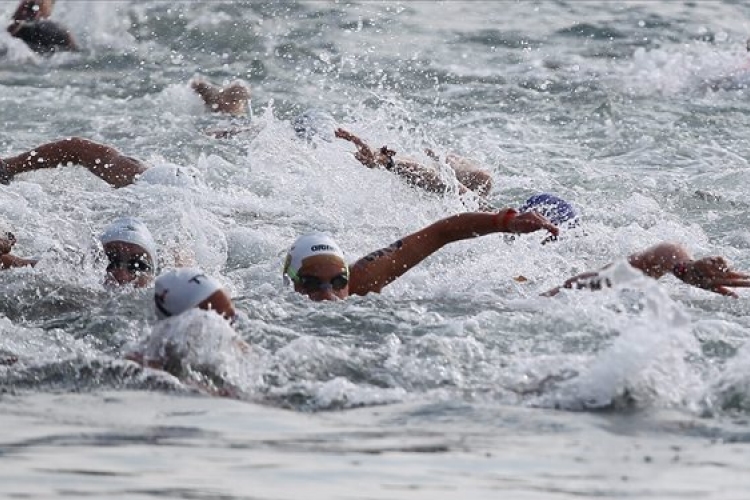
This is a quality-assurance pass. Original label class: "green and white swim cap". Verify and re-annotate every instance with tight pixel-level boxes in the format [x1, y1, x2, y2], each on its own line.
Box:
[283, 232, 346, 282]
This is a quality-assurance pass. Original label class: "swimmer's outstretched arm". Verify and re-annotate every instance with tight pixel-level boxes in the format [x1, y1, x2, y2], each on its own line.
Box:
[335, 127, 471, 196]
[334, 128, 389, 168]
[2, 137, 147, 188]
[336, 128, 496, 202]
[348, 209, 558, 296]
[543, 242, 750, 297]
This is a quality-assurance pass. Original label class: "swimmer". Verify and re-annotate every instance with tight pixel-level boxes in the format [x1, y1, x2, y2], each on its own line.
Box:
[335, 128, 494, 198]
[127, 268, 250, 397]
[0, 228, 37, 269]
[100, 217, 157, 288]
[190, 77, 250, 117]
[0, 216, 157, 287]
[7, 0, 78, 53]
[153, 268, 236, 322]
[284, 209, 558, 301]
[1, 137, 146, 187]
[544, 242, 750, 297]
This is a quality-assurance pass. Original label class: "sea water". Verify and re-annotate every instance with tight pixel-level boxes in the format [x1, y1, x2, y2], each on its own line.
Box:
[2, 1, 750, 498]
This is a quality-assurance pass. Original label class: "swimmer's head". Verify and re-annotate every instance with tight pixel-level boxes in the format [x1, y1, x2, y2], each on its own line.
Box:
[217, 81, 250, 116]
[519, 193, 578, 229]
[154, 268, 235, 322]
[283, 232, 349, 301]
[100, 217, 157, 287]
[0, 218, 15, 255]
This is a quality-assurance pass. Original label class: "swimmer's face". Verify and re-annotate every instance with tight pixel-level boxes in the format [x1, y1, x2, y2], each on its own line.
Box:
[292, 255, 349, 302]
[104, 241, 154, 288]
[197, 289, 237, 323]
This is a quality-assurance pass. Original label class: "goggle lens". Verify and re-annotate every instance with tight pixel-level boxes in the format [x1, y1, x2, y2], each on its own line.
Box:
[106, 252, 153, 274]
[297, 273, 348, 291]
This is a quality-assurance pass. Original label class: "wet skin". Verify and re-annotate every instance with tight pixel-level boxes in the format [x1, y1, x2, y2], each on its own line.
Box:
[197, 289, 237, 321]
[103, 241, 154, 288]
[293, 257, 349, 302]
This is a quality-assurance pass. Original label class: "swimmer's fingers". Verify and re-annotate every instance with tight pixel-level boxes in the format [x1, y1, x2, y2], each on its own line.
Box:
[507, 212, 560, 236]
[334, 128, 351, 140]
[335, 128, 364, 147]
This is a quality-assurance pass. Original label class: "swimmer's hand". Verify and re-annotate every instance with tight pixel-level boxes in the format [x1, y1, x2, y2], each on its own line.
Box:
[503, 210, 559, 237]
[335, 128, 379, 168]
[541, 271, 607, 297]
[673, 257, 750, 297]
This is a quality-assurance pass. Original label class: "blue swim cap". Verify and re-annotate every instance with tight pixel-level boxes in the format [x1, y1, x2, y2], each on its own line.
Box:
[519, 193, 578, 227]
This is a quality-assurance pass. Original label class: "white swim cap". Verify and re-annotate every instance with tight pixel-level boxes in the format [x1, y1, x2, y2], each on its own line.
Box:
[154, 268, 222, 320]
[283, 232, 346, 281]
[100, 217, 158, 264]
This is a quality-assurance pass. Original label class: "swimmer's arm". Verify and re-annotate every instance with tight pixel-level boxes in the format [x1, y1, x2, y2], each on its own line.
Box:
[335, 128, 381, 168]
[3, 137, 147, 188]
[0, 254, 37, 269]
[543, 242, 750, 297]
[349, 210, 558, 295]
[542, 243, 690, 296]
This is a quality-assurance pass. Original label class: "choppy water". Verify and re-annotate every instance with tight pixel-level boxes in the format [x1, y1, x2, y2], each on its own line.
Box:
[3, 1, 750, 497]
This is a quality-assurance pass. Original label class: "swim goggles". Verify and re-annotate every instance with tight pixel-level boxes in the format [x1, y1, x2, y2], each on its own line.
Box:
[106, 252, 153, 274]
[295, 273, 349, 291]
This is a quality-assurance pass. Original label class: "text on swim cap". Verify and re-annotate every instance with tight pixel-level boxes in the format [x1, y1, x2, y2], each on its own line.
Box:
[311, 244, 336, 252]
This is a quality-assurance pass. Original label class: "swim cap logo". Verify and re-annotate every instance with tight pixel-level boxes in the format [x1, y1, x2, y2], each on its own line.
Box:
[311, 244, 335, 252]
[154, 288, 172, 318]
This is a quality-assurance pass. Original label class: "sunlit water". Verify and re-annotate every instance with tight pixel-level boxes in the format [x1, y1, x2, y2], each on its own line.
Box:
[3, 1, 750, 497]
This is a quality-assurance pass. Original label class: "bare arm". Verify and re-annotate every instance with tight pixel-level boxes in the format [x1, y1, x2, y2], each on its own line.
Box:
[3, 137, 147, 188]
[544, 242, 750, 297]
[349, 210, 558, 296]
[335, 128, 385, 168]
[336, 128, 472, 196]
